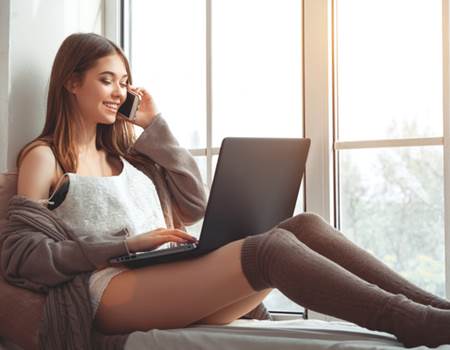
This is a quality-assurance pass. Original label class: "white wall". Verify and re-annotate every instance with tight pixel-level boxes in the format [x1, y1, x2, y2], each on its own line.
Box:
[0, 0, 104, 172]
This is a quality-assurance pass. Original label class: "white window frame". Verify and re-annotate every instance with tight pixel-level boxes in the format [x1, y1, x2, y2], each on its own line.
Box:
[303, 0, 335, 225]
[106, 0, 305, 190]
[443, 0, 450, 300]
[303, 0, 450, 297]
[103, 0, 121, 46]
[105, 0, 450, 299]
[105, 0, 222, 188]
[105, 0, 305, 316]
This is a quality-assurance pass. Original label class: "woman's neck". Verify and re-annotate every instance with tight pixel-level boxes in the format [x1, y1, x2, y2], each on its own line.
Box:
[75, 121, 98, 156]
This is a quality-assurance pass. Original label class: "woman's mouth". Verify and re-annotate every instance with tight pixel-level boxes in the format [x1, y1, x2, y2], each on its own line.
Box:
[103, 102, 119, 112]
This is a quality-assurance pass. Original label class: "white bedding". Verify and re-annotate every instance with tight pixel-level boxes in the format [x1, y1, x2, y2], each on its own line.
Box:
[125, 318, 450, 350]
[2, 318, 450, 350]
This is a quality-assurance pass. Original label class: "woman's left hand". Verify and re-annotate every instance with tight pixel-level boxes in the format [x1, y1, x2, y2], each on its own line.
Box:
[128, 85, 159, 128]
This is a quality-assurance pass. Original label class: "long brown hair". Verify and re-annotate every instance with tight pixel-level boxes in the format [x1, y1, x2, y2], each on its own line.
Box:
[17, 33, 137, 173]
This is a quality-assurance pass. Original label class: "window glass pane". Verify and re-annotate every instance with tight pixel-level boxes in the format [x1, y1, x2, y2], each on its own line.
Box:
[129, 0, 304, 313]
[293, 183, 304, 215]
[130, 0, 206, 149]
[336, 0, 442, 140]
[195, 156, 208, 189]
[339, 146, 445, 296]
[212, 0, 302, 146]
[264, 289, 304, 313]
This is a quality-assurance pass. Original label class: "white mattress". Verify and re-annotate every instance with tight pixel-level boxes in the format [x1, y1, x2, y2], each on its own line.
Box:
[125, 318, 450, 350]
[2, 318, 450, 350]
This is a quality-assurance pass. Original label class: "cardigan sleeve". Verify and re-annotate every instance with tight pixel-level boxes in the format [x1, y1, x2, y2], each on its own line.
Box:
[131, 114, 208, 226]
[0, 227, 129, 290]
[0, 199, 129, 291]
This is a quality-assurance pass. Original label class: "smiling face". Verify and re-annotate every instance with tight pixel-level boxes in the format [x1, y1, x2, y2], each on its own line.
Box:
[70, 54, 128, 126]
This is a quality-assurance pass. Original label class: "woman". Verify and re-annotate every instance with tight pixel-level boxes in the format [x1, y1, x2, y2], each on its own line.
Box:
[9, 32, 450, 348]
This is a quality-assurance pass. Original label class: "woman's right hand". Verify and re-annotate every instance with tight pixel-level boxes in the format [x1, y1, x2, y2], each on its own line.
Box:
[125, 228, 198, 253]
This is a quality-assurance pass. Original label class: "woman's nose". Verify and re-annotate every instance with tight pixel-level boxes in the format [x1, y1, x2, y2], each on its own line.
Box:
[112, 84, 126, 100]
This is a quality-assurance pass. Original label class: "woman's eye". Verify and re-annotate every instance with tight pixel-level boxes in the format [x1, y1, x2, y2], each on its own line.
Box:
[101, 79, 127, 88]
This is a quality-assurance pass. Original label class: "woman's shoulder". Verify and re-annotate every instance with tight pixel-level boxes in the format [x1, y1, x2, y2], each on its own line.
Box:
[19, 141, 57, 172]
[18, 139, 54, 163]
[17, 141, 60, 201]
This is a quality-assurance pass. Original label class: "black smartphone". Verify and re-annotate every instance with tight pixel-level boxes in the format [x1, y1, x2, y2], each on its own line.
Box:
[118, 90, 141, 120]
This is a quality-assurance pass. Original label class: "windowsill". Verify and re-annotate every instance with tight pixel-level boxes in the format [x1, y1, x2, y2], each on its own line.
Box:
[270, 312, 305, 321]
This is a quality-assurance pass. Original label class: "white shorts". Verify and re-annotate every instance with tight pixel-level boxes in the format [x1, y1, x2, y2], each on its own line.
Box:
[89, 266, 130, 318]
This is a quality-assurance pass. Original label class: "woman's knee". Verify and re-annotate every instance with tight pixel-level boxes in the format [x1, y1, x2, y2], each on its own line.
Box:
[278, 212, 325, 232]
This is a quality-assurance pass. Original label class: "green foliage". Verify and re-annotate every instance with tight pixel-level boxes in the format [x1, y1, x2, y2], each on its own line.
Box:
[339, 122, 445, 296]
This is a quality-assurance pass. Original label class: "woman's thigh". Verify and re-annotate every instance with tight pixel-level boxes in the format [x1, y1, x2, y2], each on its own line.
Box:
[195, 289, 272, 325]
[94, 239, 257, 334]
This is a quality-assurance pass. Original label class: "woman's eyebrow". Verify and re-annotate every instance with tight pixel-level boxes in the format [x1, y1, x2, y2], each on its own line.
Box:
[98, 71, 128, 79]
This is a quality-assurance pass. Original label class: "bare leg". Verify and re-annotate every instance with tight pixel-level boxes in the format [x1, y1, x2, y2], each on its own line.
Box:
[278, 213, 450, 309]
[95, 239, 258, 334]
[196, 289, 272, 325]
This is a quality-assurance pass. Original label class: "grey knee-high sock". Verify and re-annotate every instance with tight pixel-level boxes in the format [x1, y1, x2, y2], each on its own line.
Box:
[241, 228, 450, 348]
[277, 213, 450, 310]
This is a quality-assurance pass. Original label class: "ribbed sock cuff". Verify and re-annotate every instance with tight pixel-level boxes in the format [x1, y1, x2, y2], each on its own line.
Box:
[241, 234, 271, 291]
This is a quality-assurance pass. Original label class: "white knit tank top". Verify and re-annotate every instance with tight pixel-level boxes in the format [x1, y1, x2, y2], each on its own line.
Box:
[51, 156, 166, 316]
[52, 156, 166, 239]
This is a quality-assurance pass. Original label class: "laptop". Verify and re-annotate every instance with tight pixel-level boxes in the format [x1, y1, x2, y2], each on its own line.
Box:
[109, 137, 310, 268]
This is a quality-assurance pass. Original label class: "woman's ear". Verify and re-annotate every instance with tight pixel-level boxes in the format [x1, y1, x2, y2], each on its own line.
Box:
[64, 73, 81, 94]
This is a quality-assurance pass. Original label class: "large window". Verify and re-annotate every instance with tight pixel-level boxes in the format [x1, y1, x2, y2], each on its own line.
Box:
[125, 0, 303, 312]
[110, 0, 450, 317]
[334, 0, 445, 296]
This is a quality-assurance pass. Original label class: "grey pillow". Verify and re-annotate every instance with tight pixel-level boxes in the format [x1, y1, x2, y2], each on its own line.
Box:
[0, 172, 45, 350]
